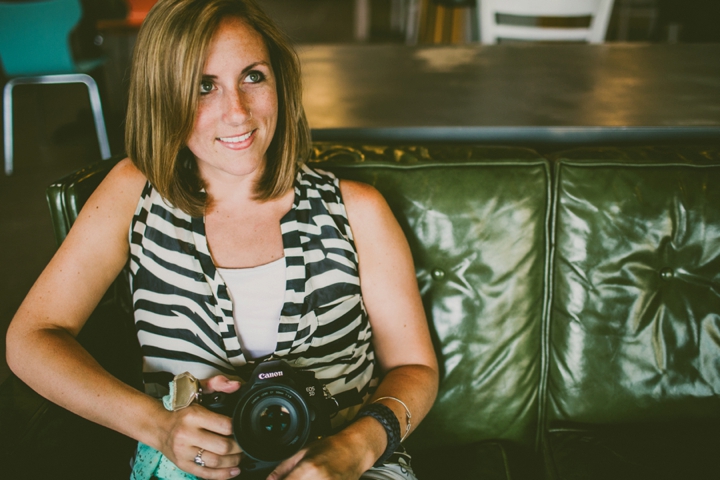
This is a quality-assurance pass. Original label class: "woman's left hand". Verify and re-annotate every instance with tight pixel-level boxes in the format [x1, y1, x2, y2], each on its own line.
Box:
[266, 421, 380, 480]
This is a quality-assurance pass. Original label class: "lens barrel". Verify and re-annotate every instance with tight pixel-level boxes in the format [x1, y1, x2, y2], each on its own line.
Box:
[234, 384, 312, 462]
[201, 359, 334, 472]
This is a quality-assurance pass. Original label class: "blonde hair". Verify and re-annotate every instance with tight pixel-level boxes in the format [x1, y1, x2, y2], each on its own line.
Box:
[125, 0, 310, 217]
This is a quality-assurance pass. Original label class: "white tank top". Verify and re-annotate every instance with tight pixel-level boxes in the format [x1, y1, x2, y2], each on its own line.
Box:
[217, 257, 285, 359]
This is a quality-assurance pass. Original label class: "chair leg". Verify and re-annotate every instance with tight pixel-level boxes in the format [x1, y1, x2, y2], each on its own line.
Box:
[3, 81, 15, 175]
[405, 0, 421, 45]
[618, 6, 631, 41]
[79, 74, 111, 160]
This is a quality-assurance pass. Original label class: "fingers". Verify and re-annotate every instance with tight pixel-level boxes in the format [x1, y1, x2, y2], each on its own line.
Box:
[166, 432, 242, 479]
[168, 408, 243, 479]
[182, 453, 241, 480]
[191, 448, 242, 469]
[177, 406, 241, 452]
[202, 375, 242, 394]
[267, 449, 306, 480]
[193, 424, 240, 455]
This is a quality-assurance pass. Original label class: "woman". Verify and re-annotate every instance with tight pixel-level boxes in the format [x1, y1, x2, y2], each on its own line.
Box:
[6, 1, 438, 479]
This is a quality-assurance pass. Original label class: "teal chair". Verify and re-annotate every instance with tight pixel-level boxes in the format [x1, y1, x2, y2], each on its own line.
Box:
[0, 0, 111, 175]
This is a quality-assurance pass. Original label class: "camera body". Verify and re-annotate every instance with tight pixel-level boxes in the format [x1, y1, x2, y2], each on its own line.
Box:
[202, 359, 338, 473]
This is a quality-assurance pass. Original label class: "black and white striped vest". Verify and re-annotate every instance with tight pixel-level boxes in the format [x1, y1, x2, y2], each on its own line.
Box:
[129, 165, 377, 425]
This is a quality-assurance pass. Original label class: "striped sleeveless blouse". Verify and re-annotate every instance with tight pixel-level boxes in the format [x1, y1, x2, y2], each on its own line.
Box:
[128, 165, 377, 425]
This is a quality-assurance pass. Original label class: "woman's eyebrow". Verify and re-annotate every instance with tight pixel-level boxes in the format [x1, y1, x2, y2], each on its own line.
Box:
[202, 61, 270, 78]
[242, 61, 270, 73]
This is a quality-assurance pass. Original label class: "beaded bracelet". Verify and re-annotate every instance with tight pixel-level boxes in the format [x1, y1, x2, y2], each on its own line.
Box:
[356, 402, 401, 467]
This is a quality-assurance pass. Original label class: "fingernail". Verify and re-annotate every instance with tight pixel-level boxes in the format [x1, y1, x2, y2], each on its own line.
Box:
[230, 468, 241, 477]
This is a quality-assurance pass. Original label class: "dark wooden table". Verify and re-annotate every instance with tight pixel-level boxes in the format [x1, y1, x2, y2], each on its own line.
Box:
[299, 43, 720, 146]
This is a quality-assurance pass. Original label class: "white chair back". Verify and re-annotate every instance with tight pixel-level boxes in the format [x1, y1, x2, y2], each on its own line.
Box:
[480, 0, 615, 44]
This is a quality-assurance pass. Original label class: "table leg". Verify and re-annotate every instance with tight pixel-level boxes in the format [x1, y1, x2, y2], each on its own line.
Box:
[354, 0, 370, 41]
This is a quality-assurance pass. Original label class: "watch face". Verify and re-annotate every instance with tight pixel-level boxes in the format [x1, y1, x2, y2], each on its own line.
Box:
[172, 372, 200, 411]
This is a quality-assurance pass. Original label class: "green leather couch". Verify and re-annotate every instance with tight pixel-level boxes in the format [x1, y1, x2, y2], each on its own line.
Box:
[1, 143, 719, 479]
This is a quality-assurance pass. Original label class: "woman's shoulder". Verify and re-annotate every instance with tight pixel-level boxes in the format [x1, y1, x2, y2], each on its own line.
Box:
[339, 179, 386, 212]
[80, 157, 148, 222]
[99, 157, 148, 201]
[106, 157, 148, 189]
[338, 178, 395, 239]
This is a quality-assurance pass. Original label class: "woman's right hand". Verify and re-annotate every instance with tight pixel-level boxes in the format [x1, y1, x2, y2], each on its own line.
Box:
[159, 375, 244, 479]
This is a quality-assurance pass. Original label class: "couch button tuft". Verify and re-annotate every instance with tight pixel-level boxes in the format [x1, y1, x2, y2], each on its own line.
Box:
[431, 268, 446, 280]
[660, 267, 674, 281]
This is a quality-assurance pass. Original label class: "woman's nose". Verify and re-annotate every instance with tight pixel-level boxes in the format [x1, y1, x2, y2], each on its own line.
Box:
[223, 89, 251, 124]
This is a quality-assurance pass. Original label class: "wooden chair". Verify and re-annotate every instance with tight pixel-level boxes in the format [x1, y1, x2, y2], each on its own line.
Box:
[617, 0, 658, 41]
[479, 0, 615, 44]
[406, 0, 477, 45]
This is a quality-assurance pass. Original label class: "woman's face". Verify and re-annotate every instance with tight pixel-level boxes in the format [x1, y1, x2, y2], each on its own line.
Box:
[187, 17, 278, 183]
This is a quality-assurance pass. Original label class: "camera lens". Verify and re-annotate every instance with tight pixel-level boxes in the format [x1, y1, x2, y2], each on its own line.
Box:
[235, 386, 311, 462]
[259, 404, 291, 437]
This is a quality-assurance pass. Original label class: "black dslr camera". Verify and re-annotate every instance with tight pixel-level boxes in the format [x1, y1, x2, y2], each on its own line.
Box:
[202, 360, 339, 474]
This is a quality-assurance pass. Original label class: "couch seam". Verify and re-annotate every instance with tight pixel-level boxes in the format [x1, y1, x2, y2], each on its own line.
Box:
[317, 160, 548, 170]
[558, 161, 720, 169]
[536, 159, 558, 453]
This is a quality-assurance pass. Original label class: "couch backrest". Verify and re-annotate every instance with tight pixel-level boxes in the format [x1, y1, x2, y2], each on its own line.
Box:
[46, 144, 720, 459]
[546, 147, 720, 426]
[311, 144, 551, 451]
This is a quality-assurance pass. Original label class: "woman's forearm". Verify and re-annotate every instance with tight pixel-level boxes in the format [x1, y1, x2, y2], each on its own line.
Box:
[5, 159, 171, 450]
[342, 363, 439, 471]
[8, 322, 242, 479]
[267, 363, 439, 480]
[369, 364, 438, 441]
[7, 323, 170, 449]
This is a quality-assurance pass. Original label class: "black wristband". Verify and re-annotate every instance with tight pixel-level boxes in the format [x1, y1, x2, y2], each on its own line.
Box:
[355, 402, 401, 467]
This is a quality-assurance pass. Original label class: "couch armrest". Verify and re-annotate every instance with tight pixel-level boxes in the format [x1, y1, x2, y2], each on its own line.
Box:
[0, 285, 141, 479]
[0, 372, 136, 479]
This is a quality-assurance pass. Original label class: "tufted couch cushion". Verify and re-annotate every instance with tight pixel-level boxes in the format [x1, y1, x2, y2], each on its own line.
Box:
[311, 145, 550, 451]
[312, 144, 551, 478]
[544, 147, 720, 479]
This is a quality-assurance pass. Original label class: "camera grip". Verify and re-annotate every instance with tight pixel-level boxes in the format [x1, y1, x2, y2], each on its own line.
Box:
[201, 391, 240, 417]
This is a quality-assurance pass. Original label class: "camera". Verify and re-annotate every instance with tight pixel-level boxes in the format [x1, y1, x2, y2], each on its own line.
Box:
[201, 360, 339, 473]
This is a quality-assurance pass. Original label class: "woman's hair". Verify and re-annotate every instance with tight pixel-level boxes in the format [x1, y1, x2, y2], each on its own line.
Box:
[125, 0, 310, 217]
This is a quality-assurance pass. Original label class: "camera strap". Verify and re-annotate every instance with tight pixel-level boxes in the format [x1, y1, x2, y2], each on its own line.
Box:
[332, 389, 365, 410]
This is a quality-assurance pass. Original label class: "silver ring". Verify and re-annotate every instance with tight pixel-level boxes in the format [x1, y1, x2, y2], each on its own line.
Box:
[194, 448, 205, 467]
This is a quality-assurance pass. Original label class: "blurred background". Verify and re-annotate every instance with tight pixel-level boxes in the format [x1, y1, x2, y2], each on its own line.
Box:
[1, 0, 719, 384]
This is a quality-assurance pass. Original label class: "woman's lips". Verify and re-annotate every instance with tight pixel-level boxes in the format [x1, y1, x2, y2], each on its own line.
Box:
[217, 129, 256, 149]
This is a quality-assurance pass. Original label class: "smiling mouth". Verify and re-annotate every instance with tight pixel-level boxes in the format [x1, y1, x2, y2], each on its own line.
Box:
[217, 130, 255, 143]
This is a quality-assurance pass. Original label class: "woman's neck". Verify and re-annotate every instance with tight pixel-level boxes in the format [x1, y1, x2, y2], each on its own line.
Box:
[204, 186, 294, 269]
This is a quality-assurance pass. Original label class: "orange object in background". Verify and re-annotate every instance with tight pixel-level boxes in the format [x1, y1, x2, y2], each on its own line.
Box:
[125, 0, 158, 26]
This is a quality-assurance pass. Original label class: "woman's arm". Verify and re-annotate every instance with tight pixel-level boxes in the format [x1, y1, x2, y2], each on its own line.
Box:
[269, 179, 439, 480]
[342, 178, 439, 444]
[5, 159, 241, 479]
